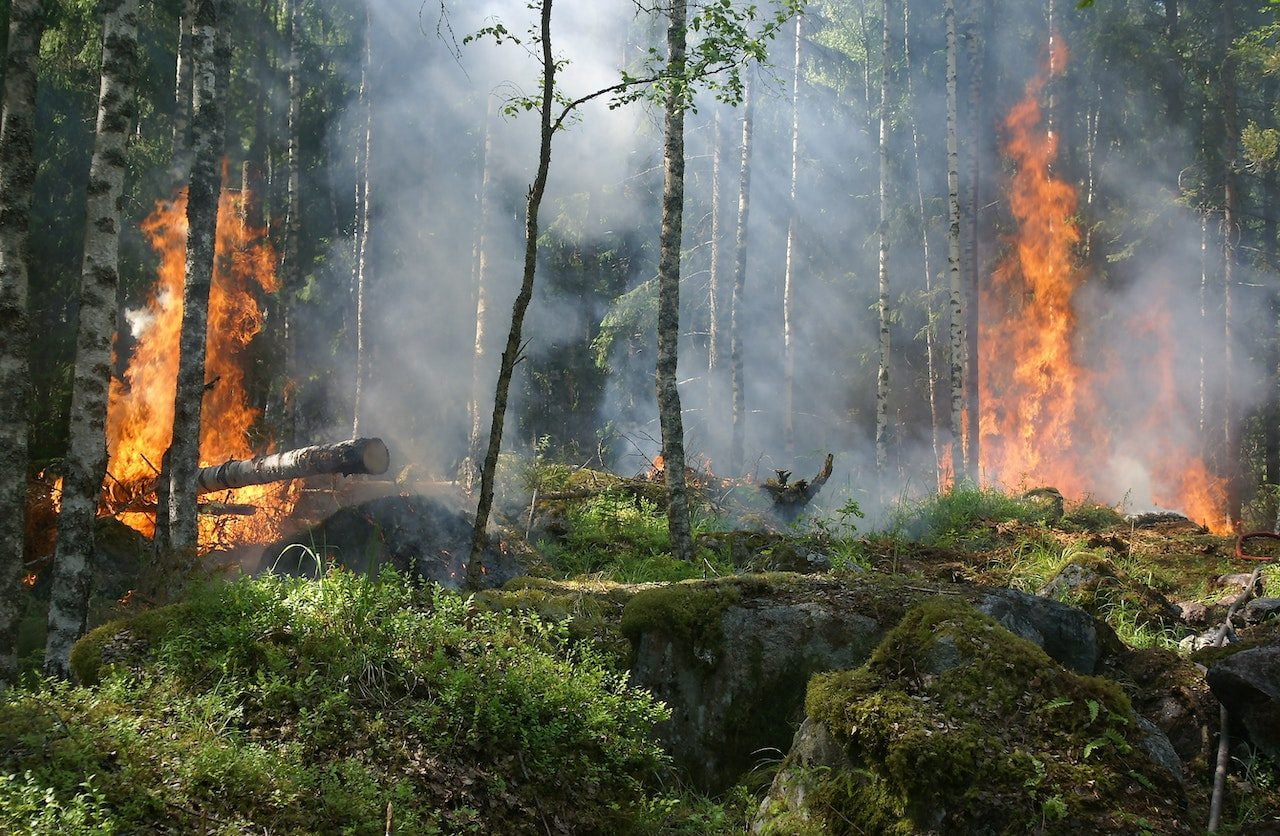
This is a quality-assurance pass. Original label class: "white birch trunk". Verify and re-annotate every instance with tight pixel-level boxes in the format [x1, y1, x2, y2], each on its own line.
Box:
[167, 0, 226, 560]
[945, 0, 965, 483]
[729, 69, 755, 476]
[169, 0, 195, 186]
[875, 0, 891, 473]
[352, 0, 372, 438]
[44, 0, 141, 679]
[782, 12, 803, 457]
[0, 0, 47, 688]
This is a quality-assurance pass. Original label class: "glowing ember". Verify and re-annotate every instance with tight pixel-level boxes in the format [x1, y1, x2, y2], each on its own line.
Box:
[978, 38, 1230, 533]
[104, 181, 297, 550]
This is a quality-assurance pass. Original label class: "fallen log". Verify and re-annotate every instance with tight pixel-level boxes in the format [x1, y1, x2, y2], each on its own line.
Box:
[196, 438, 390, 494]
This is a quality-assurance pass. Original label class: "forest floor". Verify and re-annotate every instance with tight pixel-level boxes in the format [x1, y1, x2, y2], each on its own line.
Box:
[3, 470, 1280, 833]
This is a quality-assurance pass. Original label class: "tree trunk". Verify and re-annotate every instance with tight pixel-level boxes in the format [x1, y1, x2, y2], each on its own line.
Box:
[1162, 0, 1181, 125]
[467, 0, 556, 588]
[729, 68, 755, 476]
[656, 0, 693, 563]
[1221, 0, 1240, 524]
[874, 0, 891, 474]
[43, 0, 141, 679]
[463, 100, 496, 494]
[281, 0, 301, 443]
[167, 0, 228, 561]
[708, 111, 723, 378]
[352, 0, 372, 438]
[196, 437, 389, 492]
[782, 12, 802, 457]
[1264, 175, 1278, 495]
[904, 1, 942, 486]
[963, 7, 982, 482]
[0, 0, 47, 688]
[945, 0, 965, 484]
[169, 0, 195, 186]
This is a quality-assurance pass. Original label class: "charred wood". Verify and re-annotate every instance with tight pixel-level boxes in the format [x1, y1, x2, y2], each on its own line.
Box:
[196, 437, 389, 494]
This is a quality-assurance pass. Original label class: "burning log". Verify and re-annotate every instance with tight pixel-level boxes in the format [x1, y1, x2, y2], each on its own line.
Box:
[196, 437, 390, 494]
[760, 454, 834, 519]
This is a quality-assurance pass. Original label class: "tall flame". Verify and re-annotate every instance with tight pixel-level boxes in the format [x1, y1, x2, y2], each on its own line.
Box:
[978, 39, 1230, 532]
[104, 181, 296, 549]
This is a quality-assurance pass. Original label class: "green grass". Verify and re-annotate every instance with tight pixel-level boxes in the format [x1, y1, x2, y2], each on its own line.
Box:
[887, 486, 1056, 548]
[538, 489, 733, 582]
[2, 570, 681, 834]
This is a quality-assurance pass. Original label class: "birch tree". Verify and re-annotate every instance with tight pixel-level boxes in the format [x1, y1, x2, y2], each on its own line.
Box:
[904, 1, 941, 483]
[44, 0, 141, 678]
[945, 0, 965, 483]
[281, 0, 302, 442]
[656, 0, 694, 563]
[963, 3, 982, 482]
[782, 11, 802, 457]
[0, 0, 48, 688]
[874, 0, 891, 473]
[463, 103, 496, 495]
[169, 0, 195, 185]
[729, 68, 755, 476]
[167, 0, 229, 561]
[352, 0, 372, 438]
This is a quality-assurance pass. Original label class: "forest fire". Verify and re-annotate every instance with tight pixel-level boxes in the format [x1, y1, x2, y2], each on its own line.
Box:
[979, 39, 1230, 532]
[102, 184, 297, 550]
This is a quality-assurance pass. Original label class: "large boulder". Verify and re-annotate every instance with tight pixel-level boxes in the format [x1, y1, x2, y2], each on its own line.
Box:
[752, 599, 1186, 835]
[260, 494, 524, 588]
[1206, 644, 1280, 765]
[978, 587, 1113, 674]
[621, 574, 904, 793]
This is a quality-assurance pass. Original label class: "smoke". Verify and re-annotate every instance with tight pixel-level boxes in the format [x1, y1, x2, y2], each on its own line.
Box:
[283, 0, 1274, 528]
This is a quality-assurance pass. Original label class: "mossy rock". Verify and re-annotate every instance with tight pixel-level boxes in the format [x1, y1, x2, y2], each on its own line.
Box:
[754, 598, 1188, 835]
[1039, 555, 1185, 633]
[624, 574, 909, 793]
[69, 602, 193, 685]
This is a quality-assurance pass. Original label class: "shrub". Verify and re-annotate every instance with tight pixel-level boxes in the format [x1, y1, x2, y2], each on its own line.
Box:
[1, 571, 671, 834]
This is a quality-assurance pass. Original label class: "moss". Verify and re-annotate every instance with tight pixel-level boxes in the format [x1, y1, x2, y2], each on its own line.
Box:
[69, 602, 193, 685]
[620, 580, 743, 654]
[781, 598, 1180, 835]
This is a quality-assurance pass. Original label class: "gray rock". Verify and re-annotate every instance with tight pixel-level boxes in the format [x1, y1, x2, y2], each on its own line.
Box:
[1136, 716, 1184, 785]
[1176, 600, 1210, 627]
[979, 588, 1103, 673]
[1245, 598, 1280, 626]
[750, 718, 849, 835]
[1206, 644, 1280, 764]
[1180, 627, 1232, 654]
[627, 581, 883, 793]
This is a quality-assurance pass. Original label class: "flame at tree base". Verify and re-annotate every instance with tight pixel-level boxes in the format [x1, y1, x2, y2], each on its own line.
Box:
[978, 38, 1231, 534]
[104, 181, 297, 551]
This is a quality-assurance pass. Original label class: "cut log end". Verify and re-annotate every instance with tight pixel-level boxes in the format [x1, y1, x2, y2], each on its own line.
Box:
[361, 438, 390, 476]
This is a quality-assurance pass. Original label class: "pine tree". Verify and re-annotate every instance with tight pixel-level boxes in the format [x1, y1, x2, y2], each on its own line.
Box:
[729, 68, 755, 476]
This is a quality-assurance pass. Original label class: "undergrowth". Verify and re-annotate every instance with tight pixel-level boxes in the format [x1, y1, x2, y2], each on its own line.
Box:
[0, 570, 686, 834]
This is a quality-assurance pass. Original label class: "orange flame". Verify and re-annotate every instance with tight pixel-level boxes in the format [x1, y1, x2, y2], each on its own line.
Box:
[104, 179, 297, 549]
[979, 38, 1230, 532]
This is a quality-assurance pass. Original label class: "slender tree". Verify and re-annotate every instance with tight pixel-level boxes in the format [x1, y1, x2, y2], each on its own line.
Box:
[44, 0, 141, 678]
[1220, 0, 1240, 523]
[904, 0, 941, 484]
[963, 5, 982, 482]
[167, 0, 229, 560]
[706, 108, 724, 417]
[352, 0, 372, 438]
[874, 0, 891, 473]
[281, 0, 301, 442]
[656, 0, 694, 562]
[945, 0, 965, 483]
[463, 101, 496, 494]
[782, 11, 802, 456]
[729, 68, 755, 476]
[468, 0, 557, 587]
[169, 0, 195, 186]
[0, 0, 47, 688]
